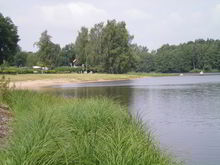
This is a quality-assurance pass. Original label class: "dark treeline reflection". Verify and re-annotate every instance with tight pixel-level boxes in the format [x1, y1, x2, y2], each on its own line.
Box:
[45, 86, 134, 106]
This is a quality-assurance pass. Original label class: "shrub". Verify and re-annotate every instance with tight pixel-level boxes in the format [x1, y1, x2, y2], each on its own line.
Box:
[88, 66, 105, 73]
[55, 66, 83, 73]
[44, 70, 57, 74]
[0, 76, 11, 103]
[190, 69, 202, 73]
[0, 67, 34, 74]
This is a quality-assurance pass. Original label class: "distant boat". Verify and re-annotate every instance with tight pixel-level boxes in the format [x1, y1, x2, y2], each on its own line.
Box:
[200, 71, 204, 75]
[179, 73, 183, 76]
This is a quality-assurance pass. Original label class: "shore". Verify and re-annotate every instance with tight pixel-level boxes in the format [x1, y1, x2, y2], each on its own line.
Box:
[11, 78, 132, 90]
[5, 73, 143, 90]
[4, 73, 178, 90]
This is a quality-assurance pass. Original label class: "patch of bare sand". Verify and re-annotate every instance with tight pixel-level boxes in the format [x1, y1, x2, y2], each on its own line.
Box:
[11, 79, 81, 90]
[11, 78, 131, 90]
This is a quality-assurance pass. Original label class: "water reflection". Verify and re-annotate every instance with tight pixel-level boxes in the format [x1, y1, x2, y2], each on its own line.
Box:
[129, 83, 220, 165]
[45, 85, 134, 105]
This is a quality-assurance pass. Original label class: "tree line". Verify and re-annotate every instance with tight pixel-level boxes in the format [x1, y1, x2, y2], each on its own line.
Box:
[134, 39, 220, 73]
[1, 12, 220, 73]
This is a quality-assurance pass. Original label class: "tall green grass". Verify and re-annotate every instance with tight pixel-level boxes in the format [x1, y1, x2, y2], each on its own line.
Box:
[0, 90, 181, 165]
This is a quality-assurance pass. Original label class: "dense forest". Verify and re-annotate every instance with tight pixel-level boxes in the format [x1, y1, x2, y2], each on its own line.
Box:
[1, 13, 220, 73]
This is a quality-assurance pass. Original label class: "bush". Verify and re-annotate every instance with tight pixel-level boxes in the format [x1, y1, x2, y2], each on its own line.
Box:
[0, 67, 34, 74]
[210, 69, 220, 72]
[44, 70, 57, 74]
[55, 66, 83, 73]
[88, 66, 105, 73]
[18, 68, 34, 74]
[0, 66, 106, 74]
[190, 69, 202, 73]
[0, 76, 11, 103]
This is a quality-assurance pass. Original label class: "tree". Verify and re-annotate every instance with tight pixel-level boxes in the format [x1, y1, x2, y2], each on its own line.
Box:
[25, 52, 38, 67]
[59, 43, 76, 66]
[13, 51, 28, 67]
[75, 27, 89, 65]
[35, 30, 61, 67]
[131, 44, 153, 72]
[87, 23, 104, 67]
[101, 20, 134, 73]
[0, 13, 19, 64]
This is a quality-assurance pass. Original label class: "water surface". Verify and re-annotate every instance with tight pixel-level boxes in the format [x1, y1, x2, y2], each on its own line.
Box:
[44, 75, 220, 165]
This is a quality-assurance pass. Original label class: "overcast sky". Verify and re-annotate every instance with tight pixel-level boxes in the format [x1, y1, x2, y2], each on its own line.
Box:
[1, 0, 220, 52]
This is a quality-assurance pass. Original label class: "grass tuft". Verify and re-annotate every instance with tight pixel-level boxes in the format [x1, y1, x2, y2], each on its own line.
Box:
[0, 90, 181, 165]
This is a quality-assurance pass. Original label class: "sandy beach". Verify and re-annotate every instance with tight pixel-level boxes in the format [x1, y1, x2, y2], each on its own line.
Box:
[3, 73, 150, 90]
[11, 78, 129, 90]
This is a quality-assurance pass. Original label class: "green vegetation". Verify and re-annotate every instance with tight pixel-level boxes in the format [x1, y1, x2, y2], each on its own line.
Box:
[1, 12, 220, 74]
[0, 90, 180, 165]
[0, 13, 19, 65]
[0, 67, 35, 74]
[0, 76, 10, 103]
[0, 66, 84, 75]
[136, 40, 220, 73]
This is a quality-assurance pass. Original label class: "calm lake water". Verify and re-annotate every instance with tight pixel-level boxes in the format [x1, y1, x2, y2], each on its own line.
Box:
[44, 75, 220, 165]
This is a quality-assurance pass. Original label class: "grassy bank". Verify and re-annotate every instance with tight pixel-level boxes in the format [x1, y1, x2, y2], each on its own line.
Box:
[0, 90, 180, 165]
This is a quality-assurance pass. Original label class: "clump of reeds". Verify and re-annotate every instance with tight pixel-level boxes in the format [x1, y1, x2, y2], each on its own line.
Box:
[0, 90, 181, 165]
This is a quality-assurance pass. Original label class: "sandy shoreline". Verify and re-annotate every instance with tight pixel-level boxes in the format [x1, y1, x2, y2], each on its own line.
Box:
[10, 78, 133, 90]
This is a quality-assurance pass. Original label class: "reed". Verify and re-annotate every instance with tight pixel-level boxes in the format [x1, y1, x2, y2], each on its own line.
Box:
[0, 90, 181, 165]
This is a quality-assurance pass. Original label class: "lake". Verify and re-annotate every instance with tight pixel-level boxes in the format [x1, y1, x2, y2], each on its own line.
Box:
[44, 75, 220, 165]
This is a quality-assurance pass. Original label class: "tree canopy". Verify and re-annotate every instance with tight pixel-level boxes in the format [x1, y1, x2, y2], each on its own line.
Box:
[1, 13, 220, 73]
[35, 30, 61, 67]
[74, 20, 134, 73]
[0, 13, 19, 64]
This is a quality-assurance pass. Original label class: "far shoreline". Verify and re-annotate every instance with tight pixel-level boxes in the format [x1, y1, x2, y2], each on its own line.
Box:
[5, 73, 178, 90]
[7, 72, 219, 90]
[11, 78, 137, 90]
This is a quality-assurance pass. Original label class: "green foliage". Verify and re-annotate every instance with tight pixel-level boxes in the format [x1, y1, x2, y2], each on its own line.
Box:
[0, 13, 19, 64]
[0, 76, 11, 102]
[0, 67, 34, 74]
[101, 20, 134, 73]
[25, 52, 38, 67]
[74, 20, 134, 73]
[43, 70, 57, 74]
[189, 69, 202, 73]
[88, 65, 105, 73]
[1, 14, 220, 74]
[0, 90, 180, 165]
[136, 39, 220, 73]
[35, 30, 61, 67]
[54, 66, 83, 73]
[75, 27, 89, 65]
[59, 43, 76, 66]
[132, 45, 155, 72]
[12, 50, 38, 67]
[87, 23, 104, 67]
[13, 51, 28, 67]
